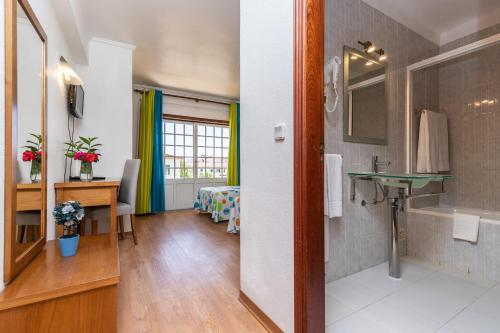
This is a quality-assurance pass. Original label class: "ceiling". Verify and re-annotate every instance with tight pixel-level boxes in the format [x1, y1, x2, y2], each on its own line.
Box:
[68, 0, 240, 98]
[363, 0, 500, 45]
[57, 0, 500, 99]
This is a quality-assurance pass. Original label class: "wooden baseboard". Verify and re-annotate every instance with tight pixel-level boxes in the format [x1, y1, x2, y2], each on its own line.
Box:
[239, 290, 283, 333]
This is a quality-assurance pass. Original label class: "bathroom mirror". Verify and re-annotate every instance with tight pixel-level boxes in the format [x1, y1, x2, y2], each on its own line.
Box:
[343, 46, 388, 145]
[4, 0, 47, 284]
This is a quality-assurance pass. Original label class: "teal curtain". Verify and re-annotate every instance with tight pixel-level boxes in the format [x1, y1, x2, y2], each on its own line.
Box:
[227, 103, 240, 186]
[150, 90, 165, 213]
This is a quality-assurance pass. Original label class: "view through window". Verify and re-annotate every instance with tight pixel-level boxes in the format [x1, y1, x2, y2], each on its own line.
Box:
[163, 120, 229, 179]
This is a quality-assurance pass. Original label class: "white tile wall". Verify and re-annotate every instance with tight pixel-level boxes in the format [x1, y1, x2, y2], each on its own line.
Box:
[325, 0, 440, 282]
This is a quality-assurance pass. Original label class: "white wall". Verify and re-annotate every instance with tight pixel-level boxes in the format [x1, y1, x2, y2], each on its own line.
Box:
[76, 39, 134, 179]
[240, 0, 294, 331]
[164, 96, 229, 121]
[76, 38, 134, 233]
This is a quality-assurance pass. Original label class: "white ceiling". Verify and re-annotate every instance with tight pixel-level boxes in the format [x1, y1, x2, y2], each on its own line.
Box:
[56, 0, 500, 99]
[68, 0, 240, 98]
[363, 0, 500, 45]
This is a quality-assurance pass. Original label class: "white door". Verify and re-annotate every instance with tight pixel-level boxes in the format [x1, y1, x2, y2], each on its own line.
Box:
[163, 120, 230, 210]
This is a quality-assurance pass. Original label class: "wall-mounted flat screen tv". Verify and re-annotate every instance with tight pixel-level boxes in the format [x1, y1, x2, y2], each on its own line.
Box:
[68, 85, 84, 119]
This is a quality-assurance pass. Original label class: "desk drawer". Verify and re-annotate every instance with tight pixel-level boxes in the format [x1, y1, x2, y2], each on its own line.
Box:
[57, 187, 114, 207]
[17, 189, 42, 211]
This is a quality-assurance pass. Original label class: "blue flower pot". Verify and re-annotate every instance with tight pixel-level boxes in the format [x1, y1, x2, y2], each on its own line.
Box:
[58, 234, 80, 257]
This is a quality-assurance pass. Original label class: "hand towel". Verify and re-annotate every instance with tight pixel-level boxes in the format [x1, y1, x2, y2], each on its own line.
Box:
[453, 213, 480, 243]
[324, 154, 342, 218]
[417, 109, 450, 173]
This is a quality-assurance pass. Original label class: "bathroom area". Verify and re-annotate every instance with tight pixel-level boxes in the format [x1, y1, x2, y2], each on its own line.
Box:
[323, 0, 500, 332]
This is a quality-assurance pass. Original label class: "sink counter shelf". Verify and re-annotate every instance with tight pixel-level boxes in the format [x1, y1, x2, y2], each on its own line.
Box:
[348, 171, 453, 190]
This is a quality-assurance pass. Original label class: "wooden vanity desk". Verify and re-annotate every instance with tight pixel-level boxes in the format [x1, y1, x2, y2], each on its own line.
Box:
[54, 180, 120, 237]
[0, 234, 119, 332]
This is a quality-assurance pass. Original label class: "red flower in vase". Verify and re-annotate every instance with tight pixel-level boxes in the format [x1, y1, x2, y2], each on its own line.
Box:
[22, 151, 36, 162]
[85, 153, 100, 163]
[74, 152, 100, 163]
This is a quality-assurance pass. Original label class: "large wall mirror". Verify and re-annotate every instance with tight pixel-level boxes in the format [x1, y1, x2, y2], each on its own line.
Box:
[343, 46, 388, 145]
[4, 0, 47, 284]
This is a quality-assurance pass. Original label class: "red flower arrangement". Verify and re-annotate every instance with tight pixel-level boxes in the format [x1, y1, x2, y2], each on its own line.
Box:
[65, 136, 102, 162]
[22, 133, 43, 182]
[73, 151, 100, 163]
[22, 133, 43, 163]
[65, 136, 102, 181]
[22, 150, 42, 162]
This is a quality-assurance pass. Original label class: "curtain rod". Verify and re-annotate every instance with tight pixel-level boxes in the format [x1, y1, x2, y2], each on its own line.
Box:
[133, 88, 232, 106]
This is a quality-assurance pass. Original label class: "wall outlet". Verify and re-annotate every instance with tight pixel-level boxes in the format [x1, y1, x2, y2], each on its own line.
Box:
[399, 229, 406, 241]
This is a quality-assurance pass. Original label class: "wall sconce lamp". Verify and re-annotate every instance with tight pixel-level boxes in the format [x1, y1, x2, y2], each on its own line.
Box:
[375, 48, 387, 61]
[59, 56, 83, 85]
[358, 40, 376, 53]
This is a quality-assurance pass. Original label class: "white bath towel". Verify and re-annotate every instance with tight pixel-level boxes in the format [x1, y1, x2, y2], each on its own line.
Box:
[453, 213, 480, 243]
[324, 154, 342, 218]
[416, 110, 450, 173]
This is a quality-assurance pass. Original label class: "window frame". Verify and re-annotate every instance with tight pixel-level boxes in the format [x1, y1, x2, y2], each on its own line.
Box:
[163, 117, 230, 181]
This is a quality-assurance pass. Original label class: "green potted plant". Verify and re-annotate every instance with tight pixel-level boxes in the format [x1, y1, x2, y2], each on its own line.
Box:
[52, 201, 85, 257]
[22, 133, 42, 183]
[65, 136, 102, 181]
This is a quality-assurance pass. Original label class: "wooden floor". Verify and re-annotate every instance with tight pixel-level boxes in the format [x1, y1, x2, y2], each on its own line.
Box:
[117, 210, 266, 333]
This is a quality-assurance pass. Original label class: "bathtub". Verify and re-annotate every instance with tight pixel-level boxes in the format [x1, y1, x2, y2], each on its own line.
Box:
[406, 206, 500, 281]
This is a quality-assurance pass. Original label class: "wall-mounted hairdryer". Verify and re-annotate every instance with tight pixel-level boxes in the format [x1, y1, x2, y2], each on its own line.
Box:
[324, 56, 341, 113]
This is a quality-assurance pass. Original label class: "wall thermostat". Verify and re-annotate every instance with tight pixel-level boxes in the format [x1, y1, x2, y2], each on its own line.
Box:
[274, 123, 286, 141]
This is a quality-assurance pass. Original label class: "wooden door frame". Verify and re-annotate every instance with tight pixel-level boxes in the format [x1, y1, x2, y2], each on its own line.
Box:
[294, 0, 325, 332]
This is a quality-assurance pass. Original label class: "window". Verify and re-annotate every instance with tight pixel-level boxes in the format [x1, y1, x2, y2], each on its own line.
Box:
[164, 121, 194, 179]
[163, 120, 230, 179]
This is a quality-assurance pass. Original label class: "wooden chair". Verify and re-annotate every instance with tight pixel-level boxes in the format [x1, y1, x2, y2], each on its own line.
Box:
[16, 211, 41, 243]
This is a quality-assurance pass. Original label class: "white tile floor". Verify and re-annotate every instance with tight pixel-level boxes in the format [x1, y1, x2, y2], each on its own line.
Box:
[326, 258, 500, 333]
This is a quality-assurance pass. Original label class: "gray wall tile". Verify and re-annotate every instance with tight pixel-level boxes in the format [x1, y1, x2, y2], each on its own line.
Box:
[325, 0, 439, 282]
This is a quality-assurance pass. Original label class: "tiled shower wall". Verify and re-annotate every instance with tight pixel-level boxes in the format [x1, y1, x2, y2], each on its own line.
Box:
[324, 0, 439, 281]
[437, 24, 500, 211]
[404, 25, 500, 281]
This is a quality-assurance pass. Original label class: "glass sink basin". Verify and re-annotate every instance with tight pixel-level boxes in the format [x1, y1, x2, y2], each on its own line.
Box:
[348, 172, 453, 189]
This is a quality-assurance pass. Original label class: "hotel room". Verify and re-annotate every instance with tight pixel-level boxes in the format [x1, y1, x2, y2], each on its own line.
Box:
[1, 0, 500, 332]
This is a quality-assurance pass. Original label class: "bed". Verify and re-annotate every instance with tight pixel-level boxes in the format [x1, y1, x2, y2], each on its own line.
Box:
[227, 196, 240, 234]
[194, 186, 240, 223]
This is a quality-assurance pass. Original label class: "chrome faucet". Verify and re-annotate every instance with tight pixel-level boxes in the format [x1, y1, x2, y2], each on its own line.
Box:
[372, 155, 390, 173]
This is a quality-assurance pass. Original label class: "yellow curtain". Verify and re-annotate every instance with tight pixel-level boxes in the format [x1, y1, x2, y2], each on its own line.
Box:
[136, 90, 155, 214]
[227, 103, 239, 186]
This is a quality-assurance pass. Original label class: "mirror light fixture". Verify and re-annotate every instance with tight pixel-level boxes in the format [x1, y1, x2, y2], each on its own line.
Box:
[470, 98, 497, 108]
[59, 56, 83, 85]
[358, 40, 376, 53]
[375, 48, 387, 61]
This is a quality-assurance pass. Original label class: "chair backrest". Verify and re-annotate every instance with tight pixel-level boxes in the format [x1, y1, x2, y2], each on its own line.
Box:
[118, 159, 141, 213]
